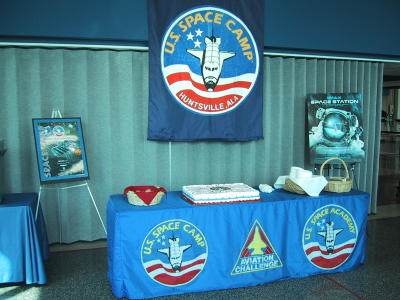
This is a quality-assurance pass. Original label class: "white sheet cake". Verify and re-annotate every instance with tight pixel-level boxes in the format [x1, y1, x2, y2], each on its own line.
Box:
[182, 183, 260, 205]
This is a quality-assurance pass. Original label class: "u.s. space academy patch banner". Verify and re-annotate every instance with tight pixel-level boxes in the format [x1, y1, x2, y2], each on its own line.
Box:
[303, 204, 358, 270]
[148, 0, 264, 141]
[307, 93, 365, 163]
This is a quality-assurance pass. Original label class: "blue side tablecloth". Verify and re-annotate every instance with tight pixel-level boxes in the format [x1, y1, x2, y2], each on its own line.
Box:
[107, 189, 370, 299]
[0, 193, 49, 284]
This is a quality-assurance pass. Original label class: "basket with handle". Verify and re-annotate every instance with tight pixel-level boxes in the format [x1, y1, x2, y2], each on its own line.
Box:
[283, 178, 306, 194]
[320, 157, 352, 193]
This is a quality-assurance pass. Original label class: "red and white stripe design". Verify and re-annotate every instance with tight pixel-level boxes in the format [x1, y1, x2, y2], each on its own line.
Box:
[304, 238, 356, 269]
[143, 253, 207, 286]
[163, 64, 256, 113]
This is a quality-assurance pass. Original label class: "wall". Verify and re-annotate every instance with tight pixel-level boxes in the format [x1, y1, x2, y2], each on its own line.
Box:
[0, 48, 383, 242]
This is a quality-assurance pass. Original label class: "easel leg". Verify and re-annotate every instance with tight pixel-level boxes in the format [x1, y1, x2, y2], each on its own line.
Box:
[58, 188, 62, 243]
[36, 181, 107, 239]
[351, 163, 359, 190]
[35, 185, 42, 220]
[85, 182, 107, 235]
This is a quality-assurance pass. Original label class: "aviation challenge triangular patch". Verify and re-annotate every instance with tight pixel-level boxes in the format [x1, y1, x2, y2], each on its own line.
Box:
[231, 220, 282, 275]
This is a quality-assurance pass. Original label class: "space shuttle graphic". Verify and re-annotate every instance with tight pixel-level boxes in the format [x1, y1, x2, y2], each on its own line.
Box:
[187, 36, 235, 91]
[317, 221, 343, 254]
[158, 237, 192, 272]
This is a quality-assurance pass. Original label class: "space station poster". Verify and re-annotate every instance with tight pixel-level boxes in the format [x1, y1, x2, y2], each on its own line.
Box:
[307, 93, 365, 163]
[147, 0, 264, 141]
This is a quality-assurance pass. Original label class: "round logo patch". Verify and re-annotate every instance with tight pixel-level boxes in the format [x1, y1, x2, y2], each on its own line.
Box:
[52, 125, 65, 136]
[302, 205, 358, 270]
[161, 6, 259, 115]
[141, 219, 208, 286]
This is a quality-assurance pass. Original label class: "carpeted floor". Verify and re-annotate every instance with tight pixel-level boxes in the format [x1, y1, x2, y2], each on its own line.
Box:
[1, 216, 399, 300]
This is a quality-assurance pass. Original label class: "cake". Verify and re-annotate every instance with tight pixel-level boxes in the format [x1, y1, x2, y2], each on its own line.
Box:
[182, 183, 260, 205]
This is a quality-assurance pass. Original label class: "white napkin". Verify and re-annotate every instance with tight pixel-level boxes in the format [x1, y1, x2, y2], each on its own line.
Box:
[274, 175, 288, 189]
[259, 184, 274, 193]
[290, 175, 328, 197]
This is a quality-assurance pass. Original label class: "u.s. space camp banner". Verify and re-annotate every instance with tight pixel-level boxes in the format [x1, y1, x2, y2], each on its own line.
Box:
[148, 0, 264, 141]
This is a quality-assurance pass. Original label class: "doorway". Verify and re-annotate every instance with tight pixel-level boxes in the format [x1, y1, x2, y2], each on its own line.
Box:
[379, 63, 400, 206]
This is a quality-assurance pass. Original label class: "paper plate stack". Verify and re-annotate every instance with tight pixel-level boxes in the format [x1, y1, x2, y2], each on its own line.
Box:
[283, 167, 327, 197]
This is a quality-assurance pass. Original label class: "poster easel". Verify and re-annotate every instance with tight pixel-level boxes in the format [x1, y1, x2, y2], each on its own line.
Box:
[35, 181, 107, 235]
[35, 109, 107, 243]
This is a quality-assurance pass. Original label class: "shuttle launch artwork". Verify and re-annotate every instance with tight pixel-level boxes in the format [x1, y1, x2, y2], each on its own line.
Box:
[158, 237, 192, 272]
[187, 36, 235, 91]
[317, 221, 343, 254]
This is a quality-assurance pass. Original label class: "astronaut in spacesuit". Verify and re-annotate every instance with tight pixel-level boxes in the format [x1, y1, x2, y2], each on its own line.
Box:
[309, 107, 364, 151]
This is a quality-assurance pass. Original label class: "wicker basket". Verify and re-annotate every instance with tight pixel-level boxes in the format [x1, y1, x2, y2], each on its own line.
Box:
[283, 178, 306, 194]
[123, 186, 166, 206]
[320, 157, 352, 193]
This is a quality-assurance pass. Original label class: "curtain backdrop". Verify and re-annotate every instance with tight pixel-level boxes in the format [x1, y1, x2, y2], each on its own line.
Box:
[0, 48, 382, 243]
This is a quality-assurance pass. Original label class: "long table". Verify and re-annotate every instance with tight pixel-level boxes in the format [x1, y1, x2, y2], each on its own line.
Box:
[0, 193, 49, 284]
[107, 189, 369, 299]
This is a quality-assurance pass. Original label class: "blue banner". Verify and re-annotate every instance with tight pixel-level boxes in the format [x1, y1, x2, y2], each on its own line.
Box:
[148, 0, 264, 141]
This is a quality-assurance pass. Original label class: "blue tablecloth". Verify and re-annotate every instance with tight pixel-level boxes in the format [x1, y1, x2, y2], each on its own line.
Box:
[0, 193, 49, 284]
[107, 189, 369, 299]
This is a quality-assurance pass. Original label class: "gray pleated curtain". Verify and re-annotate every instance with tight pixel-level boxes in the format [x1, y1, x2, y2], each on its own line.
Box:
[0, 48, 382, 243]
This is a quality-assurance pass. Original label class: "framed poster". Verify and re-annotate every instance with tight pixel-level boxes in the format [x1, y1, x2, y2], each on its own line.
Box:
[307, 93, 365, 163]
[32, 117, 89, 183]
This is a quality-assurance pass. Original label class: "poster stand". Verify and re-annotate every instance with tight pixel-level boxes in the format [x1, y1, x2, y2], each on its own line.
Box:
[35, 181, 107, 237]
[315, 161, 359, 190]
[35, 109, 107, 243]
